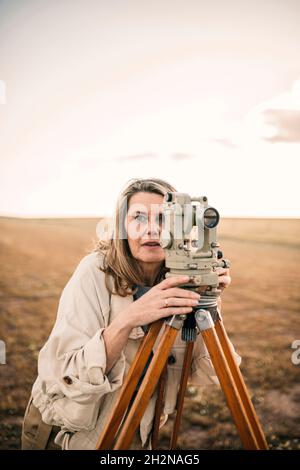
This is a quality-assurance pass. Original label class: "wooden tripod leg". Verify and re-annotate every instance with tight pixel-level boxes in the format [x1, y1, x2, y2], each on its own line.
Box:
[114, 324, 180, 450]
[170, 341, 195, 449]
[215, 318, 268, 449]
[95, 320, 164, 450]
[151, 363, 167, 449]
[196, 311, 259, 450]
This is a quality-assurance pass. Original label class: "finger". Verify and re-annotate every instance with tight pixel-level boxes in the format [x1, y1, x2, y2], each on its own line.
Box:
[161, 297, 200, 308]
[164, 287, 200, 299]
[215, 267, 229, 276]
[159, 276, 190, 290]
[218, 275, 231, 288]
[218, 274, 231, 283]
[159, 306, 194, 318]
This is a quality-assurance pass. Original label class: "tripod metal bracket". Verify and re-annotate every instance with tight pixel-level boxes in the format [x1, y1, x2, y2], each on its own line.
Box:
[166, 314, 186, 330]
[195, 309, 214, 331]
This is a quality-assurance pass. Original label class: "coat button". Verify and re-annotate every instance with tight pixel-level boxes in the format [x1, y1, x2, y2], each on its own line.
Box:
[63, 376, 73, 385]
[168, 354, 176, 365]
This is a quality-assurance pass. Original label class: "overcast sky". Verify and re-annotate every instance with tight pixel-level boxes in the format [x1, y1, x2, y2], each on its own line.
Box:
[0, 0, 299, 218]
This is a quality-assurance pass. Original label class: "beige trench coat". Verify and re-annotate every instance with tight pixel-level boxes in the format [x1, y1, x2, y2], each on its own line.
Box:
[29, 252, 241, 450]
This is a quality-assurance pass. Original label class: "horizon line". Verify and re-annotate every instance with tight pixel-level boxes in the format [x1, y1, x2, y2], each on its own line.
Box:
[0, 214, 299, 221]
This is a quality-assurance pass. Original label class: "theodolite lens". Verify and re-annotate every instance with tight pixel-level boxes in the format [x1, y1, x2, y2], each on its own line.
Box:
[165, 192, 173, 202]
[203, 207, 219, 228]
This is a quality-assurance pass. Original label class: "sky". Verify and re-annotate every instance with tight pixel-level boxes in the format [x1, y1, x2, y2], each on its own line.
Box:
[0, 0, 300, 218]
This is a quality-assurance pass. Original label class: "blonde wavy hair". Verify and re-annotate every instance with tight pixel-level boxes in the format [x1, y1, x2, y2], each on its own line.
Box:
[93, 178, 177, 297]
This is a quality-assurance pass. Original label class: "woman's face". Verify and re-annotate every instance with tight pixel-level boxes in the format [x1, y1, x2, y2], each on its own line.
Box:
[125, 192, 165, 264]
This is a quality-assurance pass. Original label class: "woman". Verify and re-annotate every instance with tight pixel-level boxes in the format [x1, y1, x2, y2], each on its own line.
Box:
[21, 177, 237, 450]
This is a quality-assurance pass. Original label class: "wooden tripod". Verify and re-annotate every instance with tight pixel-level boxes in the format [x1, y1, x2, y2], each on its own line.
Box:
[96, 309, 268, 451]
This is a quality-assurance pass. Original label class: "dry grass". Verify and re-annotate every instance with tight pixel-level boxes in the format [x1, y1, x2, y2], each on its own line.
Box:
[0, 216, 300, 449]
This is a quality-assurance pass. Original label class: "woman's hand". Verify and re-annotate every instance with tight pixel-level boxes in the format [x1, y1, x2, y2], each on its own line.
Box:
[122, 276, 201, 329]
[216, 267, 231, 292]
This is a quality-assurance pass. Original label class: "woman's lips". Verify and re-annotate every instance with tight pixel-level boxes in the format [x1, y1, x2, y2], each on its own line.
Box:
[142, 243, 161, 249]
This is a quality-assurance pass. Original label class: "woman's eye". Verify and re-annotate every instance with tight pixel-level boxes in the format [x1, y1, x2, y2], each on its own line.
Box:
[135, 214, 148, 223]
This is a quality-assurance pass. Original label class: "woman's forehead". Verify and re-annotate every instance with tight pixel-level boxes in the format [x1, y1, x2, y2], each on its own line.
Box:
[127, 192, 164, 213]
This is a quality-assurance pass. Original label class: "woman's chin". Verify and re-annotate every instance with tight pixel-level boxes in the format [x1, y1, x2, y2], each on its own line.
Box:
[138, 251, 165, 263]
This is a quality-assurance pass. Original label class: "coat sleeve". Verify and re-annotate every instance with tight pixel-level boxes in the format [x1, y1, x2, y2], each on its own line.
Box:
[189, 332, 241, 387]
[32, 253, 126, 432]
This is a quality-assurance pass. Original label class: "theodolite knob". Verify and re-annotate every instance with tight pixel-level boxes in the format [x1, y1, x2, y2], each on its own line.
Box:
[221, 259, 230, 268]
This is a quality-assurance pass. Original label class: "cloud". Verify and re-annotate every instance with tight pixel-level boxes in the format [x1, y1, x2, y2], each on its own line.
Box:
[245, 79, 300, 143]
[171, 152, 193, 161]
[263, 109, 300, 143]
[211, 138, 238, 149]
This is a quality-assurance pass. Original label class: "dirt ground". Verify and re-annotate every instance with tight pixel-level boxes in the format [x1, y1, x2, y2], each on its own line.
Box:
[0, 216, 299, 450]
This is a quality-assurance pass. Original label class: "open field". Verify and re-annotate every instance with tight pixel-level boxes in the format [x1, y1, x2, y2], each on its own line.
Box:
[0, 216, 299, 449]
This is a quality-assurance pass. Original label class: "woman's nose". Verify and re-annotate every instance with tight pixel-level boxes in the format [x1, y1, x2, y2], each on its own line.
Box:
[147, 218, 160, 237]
